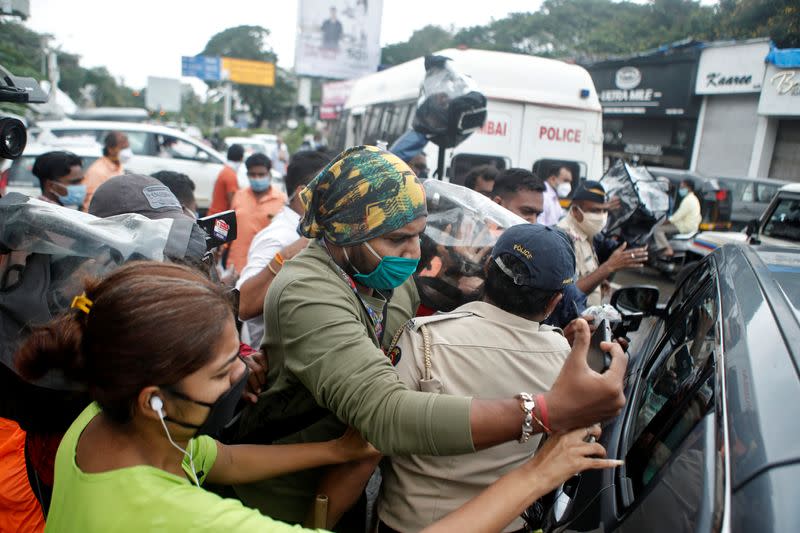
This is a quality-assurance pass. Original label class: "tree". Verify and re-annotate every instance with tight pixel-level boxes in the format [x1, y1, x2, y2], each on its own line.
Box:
[381, 25, 453, 66]
[716, 0, 799, 47]
[201, 25, 296, 126]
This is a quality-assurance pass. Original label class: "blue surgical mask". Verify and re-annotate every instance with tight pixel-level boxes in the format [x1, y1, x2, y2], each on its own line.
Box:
[678, 187, 688, 197]
[249, 177, 271, 192]
[56, 184, 87, 207]
[346, 241, 419, 290]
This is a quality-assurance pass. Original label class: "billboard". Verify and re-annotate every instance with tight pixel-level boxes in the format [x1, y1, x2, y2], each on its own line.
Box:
[294, 0, 383, 80]
[146, 76, 182, 113]
[320, 79, 355, 119]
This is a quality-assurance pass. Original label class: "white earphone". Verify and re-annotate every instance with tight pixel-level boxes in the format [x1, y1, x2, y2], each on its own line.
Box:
[149, 394, 200, 487]
[149, 396, 165, 417]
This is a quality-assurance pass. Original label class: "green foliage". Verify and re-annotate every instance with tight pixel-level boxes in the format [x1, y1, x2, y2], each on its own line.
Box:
[380, 0, 794, 66]
[380, 25, 454, 65]
[201, 25, 296, 126]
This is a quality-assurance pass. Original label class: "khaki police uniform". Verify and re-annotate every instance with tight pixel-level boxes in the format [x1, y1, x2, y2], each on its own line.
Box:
[558, 214, 602, 307]
[378, 300, 571, 533]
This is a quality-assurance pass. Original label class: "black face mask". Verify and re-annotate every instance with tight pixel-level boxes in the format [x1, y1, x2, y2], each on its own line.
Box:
[164, 364, 250, 439]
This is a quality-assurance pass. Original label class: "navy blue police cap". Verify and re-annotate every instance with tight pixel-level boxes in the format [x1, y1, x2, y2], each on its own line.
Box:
[571, 180, 606, 204]
[491, 224, 575, 290]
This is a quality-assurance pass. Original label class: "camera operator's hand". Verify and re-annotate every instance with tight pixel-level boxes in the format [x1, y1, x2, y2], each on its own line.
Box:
[604, 242, 648, 272]
[543, 319, 627, 431]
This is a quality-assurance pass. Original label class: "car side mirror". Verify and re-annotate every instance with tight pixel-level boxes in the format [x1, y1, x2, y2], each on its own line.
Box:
[611, 285, 660, 317]
[744, 218, 759, 237]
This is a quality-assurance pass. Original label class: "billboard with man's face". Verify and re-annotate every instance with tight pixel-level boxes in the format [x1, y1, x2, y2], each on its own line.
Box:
[294, 0, 383, 80]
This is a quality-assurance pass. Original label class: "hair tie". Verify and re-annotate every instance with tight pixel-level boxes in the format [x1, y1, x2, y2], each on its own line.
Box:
[70, 293, 93, 315]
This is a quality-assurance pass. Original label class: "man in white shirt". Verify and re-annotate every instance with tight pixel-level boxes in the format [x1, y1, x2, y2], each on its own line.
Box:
[237, 151, 331, 345]
[540, 164, 573, 226]
[654, 178, 702, 257]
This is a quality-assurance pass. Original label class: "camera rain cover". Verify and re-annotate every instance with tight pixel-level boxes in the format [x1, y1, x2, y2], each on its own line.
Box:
[416, 180, 525, 312]
[412, 55, 487, 148]
[600, 160, 669, 233]
[0, 193, 182, 389]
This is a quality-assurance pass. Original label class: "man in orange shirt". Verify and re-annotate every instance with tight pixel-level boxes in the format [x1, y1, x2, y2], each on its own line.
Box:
[81, 131, 130, 211]
[208, 144, 244, 215]
[227, 153, 286, 273]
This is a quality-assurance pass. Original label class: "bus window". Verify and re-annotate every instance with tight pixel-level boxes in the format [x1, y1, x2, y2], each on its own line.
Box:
[363, 106, 384, 145]
[378, 105, 395, 142]
[389, 103, 411, 142]
[405, 103, 416, 130]
[450, 153, 509, 185]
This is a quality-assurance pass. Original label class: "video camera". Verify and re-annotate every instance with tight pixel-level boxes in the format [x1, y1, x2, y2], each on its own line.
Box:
[0, 63, 48, 160]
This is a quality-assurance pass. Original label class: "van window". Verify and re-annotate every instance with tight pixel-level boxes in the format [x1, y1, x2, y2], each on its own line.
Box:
[450, 153, 508, 183]
[532, 159, 585, 181]
[757, 183, 780, 203]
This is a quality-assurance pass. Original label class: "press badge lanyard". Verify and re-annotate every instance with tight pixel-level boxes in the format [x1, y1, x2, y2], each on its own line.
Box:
[321, 240, 388, 344]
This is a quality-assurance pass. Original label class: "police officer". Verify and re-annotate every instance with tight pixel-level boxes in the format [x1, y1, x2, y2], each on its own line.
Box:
[378, 224, 578, 533]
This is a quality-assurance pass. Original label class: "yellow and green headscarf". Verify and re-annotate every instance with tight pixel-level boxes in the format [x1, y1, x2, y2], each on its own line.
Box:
[299, 145, 427, 245]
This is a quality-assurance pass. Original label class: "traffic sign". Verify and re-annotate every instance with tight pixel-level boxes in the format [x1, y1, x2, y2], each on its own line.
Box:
[181, 56, 221, 81]
[221, 57, 275, 87]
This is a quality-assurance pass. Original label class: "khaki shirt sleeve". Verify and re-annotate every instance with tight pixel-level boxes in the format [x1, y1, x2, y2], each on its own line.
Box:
[268, 275, 474, 456]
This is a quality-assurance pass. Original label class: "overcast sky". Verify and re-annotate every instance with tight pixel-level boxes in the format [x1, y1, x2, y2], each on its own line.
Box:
[25, 0, 537, 91]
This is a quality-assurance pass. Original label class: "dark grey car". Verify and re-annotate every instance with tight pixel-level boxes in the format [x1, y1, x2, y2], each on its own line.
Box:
[541, 243, 800, 533]
[715, 176, 789, 231]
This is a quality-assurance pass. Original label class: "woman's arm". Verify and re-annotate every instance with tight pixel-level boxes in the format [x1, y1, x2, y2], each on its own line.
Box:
[422, 426, 622, 533]
[206, 427, 378, 485]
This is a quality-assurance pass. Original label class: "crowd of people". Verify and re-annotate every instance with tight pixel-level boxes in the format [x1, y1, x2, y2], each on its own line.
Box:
[2, 129, 694, 533]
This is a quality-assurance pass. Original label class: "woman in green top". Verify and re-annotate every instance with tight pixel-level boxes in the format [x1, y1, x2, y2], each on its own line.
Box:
[15, 260, 620, 533]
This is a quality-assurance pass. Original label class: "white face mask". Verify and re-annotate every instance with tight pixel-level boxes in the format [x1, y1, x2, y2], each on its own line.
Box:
[118, 148, 134, 164]
[575, 208, 608, 237]
[556, 182, 572, 198]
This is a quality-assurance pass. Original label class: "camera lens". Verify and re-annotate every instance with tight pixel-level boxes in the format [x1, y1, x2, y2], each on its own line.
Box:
[0, 117, 27, 160]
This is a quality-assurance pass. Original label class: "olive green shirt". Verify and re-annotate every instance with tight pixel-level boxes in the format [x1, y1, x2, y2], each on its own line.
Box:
[231, 241, 474, 523]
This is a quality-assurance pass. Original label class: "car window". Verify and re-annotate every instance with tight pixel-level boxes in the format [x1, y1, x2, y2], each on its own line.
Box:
[8, 155, 99, 186]
[757, 183, 779, 203]
[740, 182, 755, 203]
[762, 196, 800, 243]
[665, 259, 712, 317]
[624, 282, 717, 497]
[157, 135, 214, 162]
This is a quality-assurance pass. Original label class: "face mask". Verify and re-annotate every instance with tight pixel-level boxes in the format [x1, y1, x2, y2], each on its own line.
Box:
[556, 182, 572, 198]
[346, 241, 419, 290]
[249, 177, 271, 192]
[56, 183, 87, 207]
[118, 148, 133, 164]
[575, 208, 608, 237]
[678, 187, 688, 197]
[163, 364, 250, 439]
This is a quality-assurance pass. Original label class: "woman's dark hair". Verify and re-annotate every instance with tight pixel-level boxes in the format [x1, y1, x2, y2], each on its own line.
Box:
[681, 178, 696, 192]
[15, 261, 233, 424]
[484, 253, 559, 317]
[31, 151, 83, 192]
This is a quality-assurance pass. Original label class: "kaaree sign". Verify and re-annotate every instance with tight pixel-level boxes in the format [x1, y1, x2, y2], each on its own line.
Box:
[695, 40, 770, 95]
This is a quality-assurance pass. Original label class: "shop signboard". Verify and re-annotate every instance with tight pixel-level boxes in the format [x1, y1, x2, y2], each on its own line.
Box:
[696, 40, 770, 95]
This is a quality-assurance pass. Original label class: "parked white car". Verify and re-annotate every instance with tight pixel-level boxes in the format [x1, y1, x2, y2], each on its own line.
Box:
[689, 183, 800, 255]
[34, 120, 226, 209]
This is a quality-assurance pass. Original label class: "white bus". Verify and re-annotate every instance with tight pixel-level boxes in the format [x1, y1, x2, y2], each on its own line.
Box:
[329, 48, 603, 183]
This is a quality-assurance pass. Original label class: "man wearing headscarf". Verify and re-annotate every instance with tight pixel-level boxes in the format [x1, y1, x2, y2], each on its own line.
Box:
[229, 146, 628, 529]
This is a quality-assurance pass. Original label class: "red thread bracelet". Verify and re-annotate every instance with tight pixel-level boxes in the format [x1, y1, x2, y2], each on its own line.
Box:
[535, 394, 551, 432]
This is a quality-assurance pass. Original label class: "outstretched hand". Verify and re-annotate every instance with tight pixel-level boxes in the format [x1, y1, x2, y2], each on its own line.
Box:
[544, 319, 628, 431]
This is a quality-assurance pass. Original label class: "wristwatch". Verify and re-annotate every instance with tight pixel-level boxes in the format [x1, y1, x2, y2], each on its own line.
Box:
[516, 392, 536, 443]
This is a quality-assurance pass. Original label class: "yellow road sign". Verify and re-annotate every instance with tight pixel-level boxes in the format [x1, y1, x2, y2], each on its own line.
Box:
[221, 57, 275, 87]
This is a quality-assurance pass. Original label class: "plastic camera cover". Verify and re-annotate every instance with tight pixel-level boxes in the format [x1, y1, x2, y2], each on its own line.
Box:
[0, 194, 184, 389]
[600, 160, 669, 233]
[416, 180, 525, 313]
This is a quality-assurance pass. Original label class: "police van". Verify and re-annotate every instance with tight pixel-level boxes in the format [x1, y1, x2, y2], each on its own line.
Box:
[329, 48, 603, 183]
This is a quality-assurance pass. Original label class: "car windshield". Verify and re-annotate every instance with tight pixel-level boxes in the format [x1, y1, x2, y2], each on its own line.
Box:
[762, 197, 800, 243]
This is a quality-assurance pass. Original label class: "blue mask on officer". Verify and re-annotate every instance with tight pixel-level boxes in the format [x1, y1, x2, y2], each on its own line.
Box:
[56, 184, 87, 207]
[346, 241, 419, 290]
